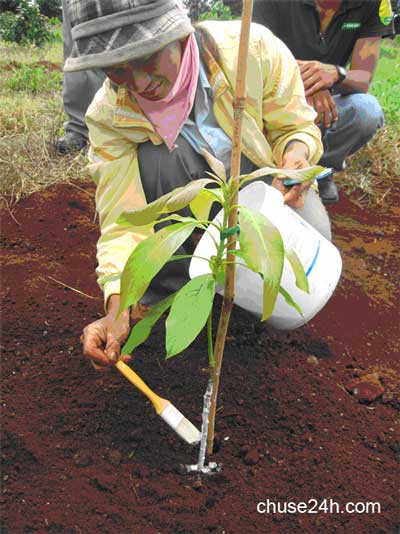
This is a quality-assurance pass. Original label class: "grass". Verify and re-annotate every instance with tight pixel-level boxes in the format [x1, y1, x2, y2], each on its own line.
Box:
[340, 38, 400, 203]
[0, 30, 399, 207]
[370, 38, 400, 124]
[0, 28, 89, 208]
[4, 64, 63, 93]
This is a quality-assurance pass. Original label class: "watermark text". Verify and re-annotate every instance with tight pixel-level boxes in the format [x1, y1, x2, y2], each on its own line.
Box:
[257, 498, 381, 515]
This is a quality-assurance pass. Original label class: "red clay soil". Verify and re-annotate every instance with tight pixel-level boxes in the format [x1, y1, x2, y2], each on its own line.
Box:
[1, 179, 399, 534]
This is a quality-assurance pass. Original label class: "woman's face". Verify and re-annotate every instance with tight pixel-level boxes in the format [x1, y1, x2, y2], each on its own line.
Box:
[104, 40, 182, 100]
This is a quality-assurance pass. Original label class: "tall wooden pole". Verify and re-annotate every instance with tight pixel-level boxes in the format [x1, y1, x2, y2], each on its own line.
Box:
[207, 0, 254, 454]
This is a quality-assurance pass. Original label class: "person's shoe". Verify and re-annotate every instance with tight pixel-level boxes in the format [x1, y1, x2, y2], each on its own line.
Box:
[55, 131, 87, 154]
[318, 176, 339, 205]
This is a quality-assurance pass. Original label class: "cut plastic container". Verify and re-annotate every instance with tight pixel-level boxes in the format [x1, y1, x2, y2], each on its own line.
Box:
[189, 181, 342, 330]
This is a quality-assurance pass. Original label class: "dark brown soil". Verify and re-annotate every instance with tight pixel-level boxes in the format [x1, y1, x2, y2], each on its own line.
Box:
[1, 180, 399, 534]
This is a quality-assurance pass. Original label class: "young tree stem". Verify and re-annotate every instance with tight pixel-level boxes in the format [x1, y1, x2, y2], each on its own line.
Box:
[207, 0, 254, 455]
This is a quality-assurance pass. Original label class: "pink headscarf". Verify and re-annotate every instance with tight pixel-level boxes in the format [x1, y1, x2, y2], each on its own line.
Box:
[133, 33, 200, 151]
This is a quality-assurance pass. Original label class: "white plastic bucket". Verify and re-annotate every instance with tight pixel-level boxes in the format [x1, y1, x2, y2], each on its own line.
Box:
[189, 181, 342, 329]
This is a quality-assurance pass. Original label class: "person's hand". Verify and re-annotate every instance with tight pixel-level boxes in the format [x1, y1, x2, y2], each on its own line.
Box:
[306, 89, 338, 128]
[81, 295, 132, 372]
[272, 141, 311, 210]
[297, 60, 339, 96]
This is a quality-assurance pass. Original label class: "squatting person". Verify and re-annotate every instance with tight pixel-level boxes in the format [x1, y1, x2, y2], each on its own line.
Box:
[63, 0, 330, 370]
[253, 0, 395, 204]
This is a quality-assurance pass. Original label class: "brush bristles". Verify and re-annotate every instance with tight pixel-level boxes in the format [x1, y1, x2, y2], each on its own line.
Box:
[161, 403, 201, 445]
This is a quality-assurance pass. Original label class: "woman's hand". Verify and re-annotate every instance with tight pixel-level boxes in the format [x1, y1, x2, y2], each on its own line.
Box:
[272, 141, 311, 210]
[81, 295, 132, 372]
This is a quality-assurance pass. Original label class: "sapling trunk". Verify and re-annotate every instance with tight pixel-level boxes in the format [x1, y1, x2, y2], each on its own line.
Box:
[197, 379, 214, 471]
[207, 0, 254, 455]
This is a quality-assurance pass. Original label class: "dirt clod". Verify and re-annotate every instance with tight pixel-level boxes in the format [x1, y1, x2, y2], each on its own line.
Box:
[346, 374, 385, 403]
[73, 453, 93, 468]
[244, 449, 260, 466]
[107, 449, 122, 465]
[192, 478, 203, 490]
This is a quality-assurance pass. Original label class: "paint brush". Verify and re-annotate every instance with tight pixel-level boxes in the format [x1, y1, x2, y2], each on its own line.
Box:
[115, 360, 201, 445]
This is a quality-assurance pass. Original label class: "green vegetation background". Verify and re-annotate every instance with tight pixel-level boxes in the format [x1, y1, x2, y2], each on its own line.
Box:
[0, 20, 399, 203]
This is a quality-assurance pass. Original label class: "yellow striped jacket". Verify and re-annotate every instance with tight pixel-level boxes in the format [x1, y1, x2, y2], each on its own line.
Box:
[85, 21, 323, 306]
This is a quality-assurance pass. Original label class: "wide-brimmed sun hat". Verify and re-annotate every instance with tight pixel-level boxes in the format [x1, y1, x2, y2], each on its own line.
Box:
[63, 0, 194, 72]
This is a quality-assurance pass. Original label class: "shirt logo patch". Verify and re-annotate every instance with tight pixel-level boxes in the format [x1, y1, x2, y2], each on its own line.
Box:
[379, 0, 393, 25]
[341, 22, 361, 30]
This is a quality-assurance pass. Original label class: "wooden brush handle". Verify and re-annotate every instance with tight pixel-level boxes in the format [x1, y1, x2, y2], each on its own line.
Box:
[115, 360, 164, 414]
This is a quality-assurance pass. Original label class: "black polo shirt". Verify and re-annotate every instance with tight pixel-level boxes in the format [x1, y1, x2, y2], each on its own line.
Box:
[253, 0, 394, 67]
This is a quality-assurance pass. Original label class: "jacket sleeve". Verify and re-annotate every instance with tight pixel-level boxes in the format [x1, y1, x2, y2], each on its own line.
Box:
[86, 87, 152, 310]
[258, 27, 323, 165]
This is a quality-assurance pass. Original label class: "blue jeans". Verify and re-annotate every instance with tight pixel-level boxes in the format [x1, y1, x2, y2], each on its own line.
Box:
[319, 93, 384, 171]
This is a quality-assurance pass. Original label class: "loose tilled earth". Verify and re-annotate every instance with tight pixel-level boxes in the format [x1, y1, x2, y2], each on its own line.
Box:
[1, 176, 399, 534]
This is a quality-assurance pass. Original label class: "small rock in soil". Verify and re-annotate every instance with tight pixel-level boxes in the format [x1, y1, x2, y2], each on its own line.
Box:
[107, 449, 122, 465]
[244, 449, 259, 466]
[345, 373, 385, 403]
[192, 478, 203, 490]
[306, 355, 319, 365]
[73, 453, 93, 468]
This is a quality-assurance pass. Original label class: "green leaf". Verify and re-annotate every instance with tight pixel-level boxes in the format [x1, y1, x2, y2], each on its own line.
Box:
[279, 286, 303, 317]
[238, 206, 284, 321]
[117, 192, 173, 227]
[121, 293, 176, 355]
[157, 214, 200, 225]
[240, 165, 326, 187]
[119, 222, 197, 313]
[165, 179, 214, 212]
[190, 188, 224, 221]
[117, 179, 213, 227]
[166, 254, 194, 263]
[201, 149, 227, 182]
[285, 248, 310, 294]
[229, 249, 245, 259]
[166, 274, 216, 358]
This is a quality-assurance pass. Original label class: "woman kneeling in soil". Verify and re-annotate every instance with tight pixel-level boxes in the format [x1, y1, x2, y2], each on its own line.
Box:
[64, 0, 331, 370]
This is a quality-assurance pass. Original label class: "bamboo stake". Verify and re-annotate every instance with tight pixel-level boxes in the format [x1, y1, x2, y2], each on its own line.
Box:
[207, 0, 254, 455]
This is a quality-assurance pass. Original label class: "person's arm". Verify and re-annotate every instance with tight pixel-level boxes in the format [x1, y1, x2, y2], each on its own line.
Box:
[259, 30, 323, 208]
[81, 82, 152, 369]
[297, 36, 382, 96]
[260, 32, 323, 167]
[340, 36, 382, 94]
[86, 83, 152, 310]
